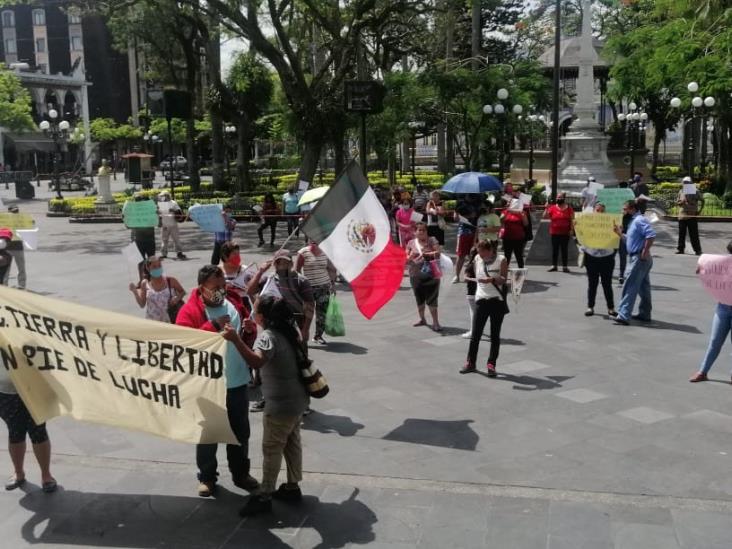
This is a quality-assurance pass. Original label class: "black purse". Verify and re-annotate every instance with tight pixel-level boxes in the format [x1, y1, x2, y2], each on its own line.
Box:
[484, 263, 510, 315]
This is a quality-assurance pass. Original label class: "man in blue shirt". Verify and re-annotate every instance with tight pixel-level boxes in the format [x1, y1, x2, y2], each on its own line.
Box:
[612, 200, 656, 325]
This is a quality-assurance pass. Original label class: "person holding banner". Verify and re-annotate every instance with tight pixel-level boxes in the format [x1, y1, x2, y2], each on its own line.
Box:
[128, 256, 186, 323]
[257, 193, 279, 247]
[544, 193, 575, 273]
[612, 200, 656, 325]
[157, 191, 187, 260]
[461, 240, 508, 377]
[580, 204, 617, 318]
[0, 366, 57, 492]
[676, 176, 704, 256]
[176, 265, 259, 498]
[406, 223, 443, 332]
[690, 241, 732, 383]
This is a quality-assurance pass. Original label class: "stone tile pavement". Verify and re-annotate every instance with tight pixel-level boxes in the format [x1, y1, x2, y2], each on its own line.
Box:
[0, 187, 731, 547]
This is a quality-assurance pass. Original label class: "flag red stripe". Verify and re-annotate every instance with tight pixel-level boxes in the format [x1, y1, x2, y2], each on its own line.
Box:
[350, 241, 406, 319]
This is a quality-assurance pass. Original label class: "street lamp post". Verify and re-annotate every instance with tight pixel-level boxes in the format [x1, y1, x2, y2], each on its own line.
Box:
[39, 108, 71, 200]
[526, 114, 546, 184]
[670, 82, 715, 181]
[482, 88, 518, 182]
[617, 102, 647, 180]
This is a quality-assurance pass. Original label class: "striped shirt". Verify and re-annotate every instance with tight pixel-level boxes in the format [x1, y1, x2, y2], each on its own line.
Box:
[298, 247, 332, 287]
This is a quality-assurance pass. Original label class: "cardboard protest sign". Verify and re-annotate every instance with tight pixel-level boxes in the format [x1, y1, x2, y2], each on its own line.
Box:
[697, 254, 732, 305]
[596, 188, 635, 214]
[410, 210, 425, 223]
[0, 213, 34, 229]
[510, 268, 527, 305]
[123, 200, 159, 228]
[188, 204, 226, 233]
[16, 228, 39, 251]
[121, 242, 143, 282]
[0, 286, 236, 444]
[519, 193, 533, 208]
[574, 213, 622, 249]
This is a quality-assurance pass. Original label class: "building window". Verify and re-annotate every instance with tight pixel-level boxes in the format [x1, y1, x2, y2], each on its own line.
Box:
[70, 35, 83, 51]
[35, 38, 45, 53]
[32, 9, 45, 26]
[4, 38, 16, 54]
[68, 13, 82, 25]
[2, 11, 14, 28]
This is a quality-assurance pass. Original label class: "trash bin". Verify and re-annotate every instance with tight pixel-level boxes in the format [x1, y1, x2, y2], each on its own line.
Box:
[15, 179, 35, 199]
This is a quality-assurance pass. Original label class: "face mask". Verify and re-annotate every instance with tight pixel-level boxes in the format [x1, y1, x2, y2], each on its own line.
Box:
[149, 267, 163, 278]
[202, 286, 226, 307]
[557, 199, 565, 205]
[228, 255, 241, 267]
[0, 240, 6, 250]
[401, 205, 409, 210]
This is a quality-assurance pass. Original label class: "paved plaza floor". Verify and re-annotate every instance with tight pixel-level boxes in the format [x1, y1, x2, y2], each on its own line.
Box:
[0, 183, 730, 548]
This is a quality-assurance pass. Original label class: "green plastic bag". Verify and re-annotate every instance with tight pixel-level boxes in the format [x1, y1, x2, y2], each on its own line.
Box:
[324, 296, 345, 337]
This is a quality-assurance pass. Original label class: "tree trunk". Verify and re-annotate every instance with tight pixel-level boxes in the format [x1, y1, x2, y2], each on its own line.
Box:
[445, 2, 456, 174]
[298, 137, 322, 184]
[236, 120, 252, 192]
[652, 129, 663, 174]
[207, 16, 225, 191]
[332, 122, 346, 176]
[186, 117, 199, 191]
[437, 123, 446, 174]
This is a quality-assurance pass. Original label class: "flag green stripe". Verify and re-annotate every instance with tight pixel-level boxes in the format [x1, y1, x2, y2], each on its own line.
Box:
[301, 162, 369, 243]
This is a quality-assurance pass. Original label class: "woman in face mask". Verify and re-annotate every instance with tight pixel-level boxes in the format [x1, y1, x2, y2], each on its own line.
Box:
[129, 256, 186, 323]
[395, 198, 417, 248]
[0, 229, 13, 284]
[543, 192, 575, 272]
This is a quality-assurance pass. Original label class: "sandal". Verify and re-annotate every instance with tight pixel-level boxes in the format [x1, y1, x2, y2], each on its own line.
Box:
[431, 325, 442, 332]
[5, 475, 25, 491]
[413, 320, 427, 327]
[42, 479, 57, 493]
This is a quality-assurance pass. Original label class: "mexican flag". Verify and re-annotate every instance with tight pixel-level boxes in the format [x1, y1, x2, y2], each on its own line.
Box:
[302, 162, 406, 319]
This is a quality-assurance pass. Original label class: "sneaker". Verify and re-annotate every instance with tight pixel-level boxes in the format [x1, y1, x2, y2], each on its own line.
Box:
[177, 252, 187, 259]
[584, 308, 594, 317]
[689, 372, 708, 383]
[461, 331, 472, 339]
[459, 361, 476, 374]
[233, 474, 260, 492]
[563, 267, 571, 273]
[250, 400, 265, 413]
[613, 317, 629, 326]
[313, 335, 327, 345]
[547, 267, 558, 272]
[198, 481, 216, 497]
[486, 362, 497, 377]
[608, 309, 617, 317]
[675, 250, 684, 254]
[272, 484, 303, 502]
[239, 494, 273, 517]
[451, 276, 460, 284]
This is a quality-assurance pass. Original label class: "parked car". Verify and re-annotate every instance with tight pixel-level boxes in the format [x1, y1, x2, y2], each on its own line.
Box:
[159, 156, 187, 170]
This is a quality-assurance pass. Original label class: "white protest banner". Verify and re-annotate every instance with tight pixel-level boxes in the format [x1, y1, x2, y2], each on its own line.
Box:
[697, 254, 732, 305]
[574, 213, 622, 249]
[682, 183, 697, 195]
[16, 228, 39, 251]
[0, 286, 236, 444]
[519, 193, 533, 208]
[121, 242, 143, 282]
[122, 200, 159, 228]
[0, 213, 34, 229]
[188, 204, 226, 233]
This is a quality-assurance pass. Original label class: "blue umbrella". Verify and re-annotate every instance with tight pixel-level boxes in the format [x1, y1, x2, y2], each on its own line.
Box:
[441, 172, 503, 194]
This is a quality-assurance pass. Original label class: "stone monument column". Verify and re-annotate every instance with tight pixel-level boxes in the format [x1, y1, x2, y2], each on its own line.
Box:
[95, 159, 118, 215]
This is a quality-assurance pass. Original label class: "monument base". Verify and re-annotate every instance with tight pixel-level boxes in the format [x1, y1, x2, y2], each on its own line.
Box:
[558, 131, 617, 195]
[525, 219, 580, 267]
[94, 201, 120, 216]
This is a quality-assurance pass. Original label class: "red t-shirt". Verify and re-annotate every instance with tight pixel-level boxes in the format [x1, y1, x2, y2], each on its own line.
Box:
[547, 205, 574, 235]
[502, 211, 525, 241]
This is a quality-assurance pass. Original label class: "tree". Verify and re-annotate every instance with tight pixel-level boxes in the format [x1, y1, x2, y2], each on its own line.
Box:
[0, 66, 34, 131]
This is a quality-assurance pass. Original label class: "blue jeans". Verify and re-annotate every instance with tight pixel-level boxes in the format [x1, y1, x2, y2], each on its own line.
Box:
[699, 303, 732, 375]
[617, 254, 652, 321]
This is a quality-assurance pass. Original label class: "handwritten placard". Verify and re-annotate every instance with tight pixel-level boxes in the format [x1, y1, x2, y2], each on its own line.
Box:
[697, 254, 732, 305]
[574, 213, 622, 249]
[0, 213, 34, 229]
[123, 200, 159, 228]
[682, 183, 697, 195]
[596, 188, 635, 214]
[298, 180, 310, 192]
[188, 204, 226, 233]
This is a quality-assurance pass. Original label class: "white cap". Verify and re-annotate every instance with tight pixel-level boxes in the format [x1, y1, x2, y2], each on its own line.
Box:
[587, 176, 596, 182]
[682, 176, 692, 183]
